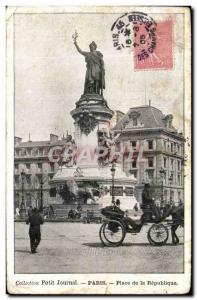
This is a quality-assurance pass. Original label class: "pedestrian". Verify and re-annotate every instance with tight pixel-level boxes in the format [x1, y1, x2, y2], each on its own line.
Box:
[49, 205, 54, 218]
[15, 207, 20, 217]
[26, 208, 44, 254]
[27, 205, 33, 217]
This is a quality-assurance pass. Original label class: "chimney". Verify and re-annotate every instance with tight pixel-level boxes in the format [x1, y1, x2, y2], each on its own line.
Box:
[14, 137, 22, 146]
[28, 132, 32, 142]
[50, 133, 59, 142]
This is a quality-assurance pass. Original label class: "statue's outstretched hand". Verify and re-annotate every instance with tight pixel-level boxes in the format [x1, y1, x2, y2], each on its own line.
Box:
[72, 30, 78, 43]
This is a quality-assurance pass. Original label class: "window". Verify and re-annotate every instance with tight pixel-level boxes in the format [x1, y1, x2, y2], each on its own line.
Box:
[39, 148, 43, 156]
[132, 160, 137, 168]
[178, 174, 181, 186]
[163, 140, 167, 150]
[37, 163, 42, 172]
[147, 170, 154, 180]
[148, 140, 153, 150]
[164, 190, 168, 202]
[177, 160, 181, 171]
[163, 172, 167, 184]
[14, 164, 18, 172]
[169, 172, 174, 184]
[129, 170, 137, 178]
[14, 175, 19, 184]
[26, 193, 32, 207]
[171, 143, 174, 153]
[26, 163, 30, 171]
[133, 118, 137, 126]
[170, 159, 174, 169]
[27, 149, 31, 156]
[15, 149, 19, 157]
[131, 141, 137, 148]
[178, 191, 182, 202]
[50, 162, 55, 172]
[177, 144, 180, 154]
[26, 175, 31, 185]
[163, 157, 167, 168]
[148, 157, 154, 168]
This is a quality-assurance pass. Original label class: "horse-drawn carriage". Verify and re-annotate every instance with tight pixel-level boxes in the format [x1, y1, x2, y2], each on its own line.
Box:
[99, 203, 184, 247]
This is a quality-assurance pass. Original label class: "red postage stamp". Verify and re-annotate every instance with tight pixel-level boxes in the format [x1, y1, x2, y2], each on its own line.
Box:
[134, 19, 173, 70]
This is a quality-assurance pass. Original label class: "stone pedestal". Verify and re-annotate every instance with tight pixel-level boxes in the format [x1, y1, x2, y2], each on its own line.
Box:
[51, 92, 137, 208]
[71, 93, 114, 147]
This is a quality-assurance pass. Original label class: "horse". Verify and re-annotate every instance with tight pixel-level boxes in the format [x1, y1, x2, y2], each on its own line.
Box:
[162, 204, 184, 245]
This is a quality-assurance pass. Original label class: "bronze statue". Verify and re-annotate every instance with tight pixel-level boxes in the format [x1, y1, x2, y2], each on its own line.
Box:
[72, 31, 105, 95]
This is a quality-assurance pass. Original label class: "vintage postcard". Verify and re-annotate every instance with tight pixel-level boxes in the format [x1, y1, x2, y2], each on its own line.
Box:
[6, 6, 191, 294]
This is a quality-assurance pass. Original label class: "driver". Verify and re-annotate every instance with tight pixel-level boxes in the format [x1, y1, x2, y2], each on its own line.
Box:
[142, 183, 160, 219]
[116, 198, 143, 232]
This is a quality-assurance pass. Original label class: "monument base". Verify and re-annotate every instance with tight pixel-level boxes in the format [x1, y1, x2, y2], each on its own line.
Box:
[51, 164, 137, 209]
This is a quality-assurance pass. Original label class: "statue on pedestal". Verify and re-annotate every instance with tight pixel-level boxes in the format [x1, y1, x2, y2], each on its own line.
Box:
[72, 31, 105, 95]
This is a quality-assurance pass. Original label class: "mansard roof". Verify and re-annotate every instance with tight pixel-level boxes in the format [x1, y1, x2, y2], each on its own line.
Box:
[113, 105, 177, 132]
[15, 139, 71, 149]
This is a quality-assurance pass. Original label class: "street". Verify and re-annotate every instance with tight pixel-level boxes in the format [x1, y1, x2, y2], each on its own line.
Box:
[15, 222, 184, 274]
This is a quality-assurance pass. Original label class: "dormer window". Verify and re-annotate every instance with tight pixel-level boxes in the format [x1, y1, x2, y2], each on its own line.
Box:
[128, 111, 141, 127]
[163, 114, 173, 128]
[133, 117, 137, 126]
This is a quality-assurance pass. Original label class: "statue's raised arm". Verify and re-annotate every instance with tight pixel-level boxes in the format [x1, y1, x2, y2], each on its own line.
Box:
[72, 31, 87, 56]
[74, 41, 88, 56]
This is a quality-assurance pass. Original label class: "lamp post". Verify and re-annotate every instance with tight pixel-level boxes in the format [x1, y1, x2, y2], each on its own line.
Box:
[169, 174, 173, 205]
[110, 162, 116, 203]
[159, 167, 166, 207]
[39, 175, 44, 212]
[20, 170, 26, 218]
[20, 170, 26, 208]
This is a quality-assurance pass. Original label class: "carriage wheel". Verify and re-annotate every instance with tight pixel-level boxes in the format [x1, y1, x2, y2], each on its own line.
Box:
[147, 223, 169, 246]
[99, 220, 126, 247]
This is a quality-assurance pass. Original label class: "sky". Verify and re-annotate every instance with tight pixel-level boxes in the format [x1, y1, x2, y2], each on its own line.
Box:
[14, 10, 184, 141]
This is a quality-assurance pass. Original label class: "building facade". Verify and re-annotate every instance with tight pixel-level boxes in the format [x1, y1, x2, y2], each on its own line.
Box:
[14, 133, 74, 209]
[113, 105, 185, 205]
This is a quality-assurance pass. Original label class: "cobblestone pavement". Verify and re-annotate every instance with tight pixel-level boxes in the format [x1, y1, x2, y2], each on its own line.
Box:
[15, 222, 184, 274]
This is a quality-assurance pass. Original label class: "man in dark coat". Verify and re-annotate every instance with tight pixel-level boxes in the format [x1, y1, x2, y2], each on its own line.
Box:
[142, 183, 152, 206]
[142, 183, 160, 219]
[26, 208, 44, 253]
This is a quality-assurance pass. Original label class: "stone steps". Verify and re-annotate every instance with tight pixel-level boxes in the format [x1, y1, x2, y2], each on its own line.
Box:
[47, 204, 103, 220]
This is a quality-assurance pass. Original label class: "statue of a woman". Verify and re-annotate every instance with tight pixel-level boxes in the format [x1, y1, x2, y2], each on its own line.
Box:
[73, 32, 105, 95]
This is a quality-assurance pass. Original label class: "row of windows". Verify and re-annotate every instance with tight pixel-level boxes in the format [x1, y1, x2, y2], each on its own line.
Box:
[163, 157, 182, 171]
[161, 172, 182, 186]
[130, 157, 154, 169]
[126, 140, 181, 155]
[14, 162, 55, 173]
[129, 169, 182, 186]
[129, 140, 153, 149]
[163, 190, 182, 203]
[14, 174, 54, 185]
[15, 148, 48, 157]
[163, 140, 182, 154]
[126, 139, 182, 153]
[129, 157, 181, 170]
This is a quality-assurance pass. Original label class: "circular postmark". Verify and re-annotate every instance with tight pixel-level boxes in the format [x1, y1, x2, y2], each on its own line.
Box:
[111, 12, 157, 61]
